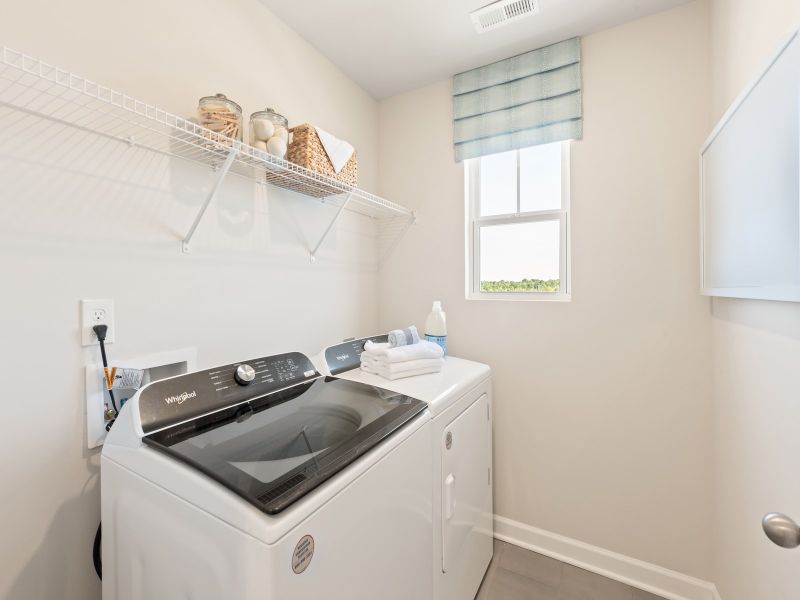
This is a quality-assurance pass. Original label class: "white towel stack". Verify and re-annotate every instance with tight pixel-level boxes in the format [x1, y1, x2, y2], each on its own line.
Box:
[360, 339, 444, 380]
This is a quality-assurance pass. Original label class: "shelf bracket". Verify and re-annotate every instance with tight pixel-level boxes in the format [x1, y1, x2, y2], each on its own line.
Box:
[310, 192, 353, 263]
[181, 145, 239, 253]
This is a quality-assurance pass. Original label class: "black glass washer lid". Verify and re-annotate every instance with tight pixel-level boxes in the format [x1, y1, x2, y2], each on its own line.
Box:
[143, 376, 426, 514]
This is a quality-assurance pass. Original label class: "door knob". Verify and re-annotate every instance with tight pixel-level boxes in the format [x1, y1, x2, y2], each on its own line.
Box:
[763, 512, 800, 548]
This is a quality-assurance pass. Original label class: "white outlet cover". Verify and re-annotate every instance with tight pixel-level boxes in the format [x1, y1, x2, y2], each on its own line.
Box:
[81, 299, 115, 346]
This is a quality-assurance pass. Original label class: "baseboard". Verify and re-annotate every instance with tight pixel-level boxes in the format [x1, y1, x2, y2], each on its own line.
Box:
[494, 515, 721, 600]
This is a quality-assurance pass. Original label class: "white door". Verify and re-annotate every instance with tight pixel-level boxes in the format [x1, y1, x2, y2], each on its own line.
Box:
[441, 393, 492, 574]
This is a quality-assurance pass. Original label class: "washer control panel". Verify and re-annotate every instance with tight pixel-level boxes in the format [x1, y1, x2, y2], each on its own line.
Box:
[138, 352, 319, 434]
[324, 334, 389, 375]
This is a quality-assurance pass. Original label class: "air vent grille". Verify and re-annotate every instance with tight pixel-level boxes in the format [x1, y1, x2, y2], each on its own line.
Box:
[470, 0, 539, 33]
[257, 473, 306, 505]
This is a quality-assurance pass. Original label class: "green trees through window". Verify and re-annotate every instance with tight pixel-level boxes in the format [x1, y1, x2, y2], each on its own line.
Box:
[480, 278, 560, 293]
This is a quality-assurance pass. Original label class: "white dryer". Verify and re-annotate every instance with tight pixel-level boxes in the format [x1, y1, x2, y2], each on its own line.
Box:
[316, 336, 494, 600]
[101, 351, 435, 600]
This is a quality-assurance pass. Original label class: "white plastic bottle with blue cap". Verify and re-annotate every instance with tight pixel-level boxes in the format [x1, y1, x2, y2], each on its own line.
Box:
[425, 301, 447, 355]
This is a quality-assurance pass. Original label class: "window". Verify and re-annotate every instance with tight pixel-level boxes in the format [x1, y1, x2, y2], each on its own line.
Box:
[466, 142, 570, 301]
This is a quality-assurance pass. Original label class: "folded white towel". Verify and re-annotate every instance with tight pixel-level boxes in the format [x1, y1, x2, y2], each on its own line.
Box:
[361, 358, 444, 380]
[315, 127, 354, 173]
[363, 339, 443, 363]
[388, 325, 420, 348]
[364, 341, 391, 351]
[361, 356, 443, 374]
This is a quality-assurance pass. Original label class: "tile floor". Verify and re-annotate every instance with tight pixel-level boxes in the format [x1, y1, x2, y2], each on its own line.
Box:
[475, 540, 666, 600]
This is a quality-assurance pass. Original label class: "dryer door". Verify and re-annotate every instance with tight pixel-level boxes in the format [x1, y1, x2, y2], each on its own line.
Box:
[441, 393, 491, 573]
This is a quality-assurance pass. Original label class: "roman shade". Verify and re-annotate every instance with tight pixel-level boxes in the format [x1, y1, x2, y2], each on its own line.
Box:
[452, 37, 582, 162]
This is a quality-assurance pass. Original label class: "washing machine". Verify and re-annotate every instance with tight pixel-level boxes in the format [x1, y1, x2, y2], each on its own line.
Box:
[315, 335, 494, 600]
[101, 351, 435, 600]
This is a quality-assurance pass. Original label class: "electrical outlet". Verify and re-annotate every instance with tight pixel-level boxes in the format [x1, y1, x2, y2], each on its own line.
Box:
[81, 299, 115, 346]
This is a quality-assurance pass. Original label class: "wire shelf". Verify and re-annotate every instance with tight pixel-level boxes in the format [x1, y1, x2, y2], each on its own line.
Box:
[0, 47, 415, 223]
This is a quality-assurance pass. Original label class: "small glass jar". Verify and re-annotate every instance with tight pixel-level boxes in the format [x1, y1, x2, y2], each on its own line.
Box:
[197, 93, 243, 142]
[249, 108, 289, 158]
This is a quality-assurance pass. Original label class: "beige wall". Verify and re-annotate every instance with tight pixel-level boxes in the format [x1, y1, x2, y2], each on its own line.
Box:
[709, 1, 800, 598]
[0, 1, 379, 598]
[377, 0, 713, 579]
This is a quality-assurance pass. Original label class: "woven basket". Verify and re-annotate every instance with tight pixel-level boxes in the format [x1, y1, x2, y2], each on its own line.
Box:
[264, 124, 358, 198]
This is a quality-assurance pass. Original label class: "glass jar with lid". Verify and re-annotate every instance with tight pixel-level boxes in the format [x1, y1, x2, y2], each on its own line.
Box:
[197, 93, 243, 142]
[249, 108, 289, 158]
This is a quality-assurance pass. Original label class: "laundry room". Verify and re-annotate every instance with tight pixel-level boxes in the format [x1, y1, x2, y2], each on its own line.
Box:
[1, 0, 799, 599]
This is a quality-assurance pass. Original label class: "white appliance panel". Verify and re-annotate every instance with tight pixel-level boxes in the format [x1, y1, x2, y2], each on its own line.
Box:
[271, 420, 434, 599]
[102, 420, 433, 600]
[441, 393, 491, 574]
[102, 458, 275, 600]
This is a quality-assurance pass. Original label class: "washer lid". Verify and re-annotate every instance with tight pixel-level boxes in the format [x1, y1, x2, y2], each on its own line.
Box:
[143, 376, 426, 514]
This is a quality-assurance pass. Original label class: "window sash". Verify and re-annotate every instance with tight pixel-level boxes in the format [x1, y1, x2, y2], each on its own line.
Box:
[474, 209, 564, 226]
[466, 143, 570, 300]
[471, 214, 568, 297]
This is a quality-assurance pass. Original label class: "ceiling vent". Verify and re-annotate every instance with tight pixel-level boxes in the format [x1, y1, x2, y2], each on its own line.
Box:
[470, 0, 539, 33]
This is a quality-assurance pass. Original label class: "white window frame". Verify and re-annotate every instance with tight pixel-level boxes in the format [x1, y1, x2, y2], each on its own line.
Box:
[465, 142, 571, 302]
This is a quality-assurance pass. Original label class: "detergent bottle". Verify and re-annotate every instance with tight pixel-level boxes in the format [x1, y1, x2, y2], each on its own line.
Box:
[424, 301, 447, 356]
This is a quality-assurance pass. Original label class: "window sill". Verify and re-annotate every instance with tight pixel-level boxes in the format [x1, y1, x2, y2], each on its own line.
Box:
[466, 291, 571, 302]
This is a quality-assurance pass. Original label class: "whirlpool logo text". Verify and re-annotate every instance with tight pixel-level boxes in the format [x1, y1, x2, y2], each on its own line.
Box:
[163, 391, 197, 406]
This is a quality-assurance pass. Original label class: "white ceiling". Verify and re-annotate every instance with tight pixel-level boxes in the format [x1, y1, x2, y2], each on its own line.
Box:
[260, 0, 691, 98]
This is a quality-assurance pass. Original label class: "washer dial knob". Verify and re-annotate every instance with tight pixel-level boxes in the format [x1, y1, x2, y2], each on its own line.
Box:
[234, 364, 256, 386]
